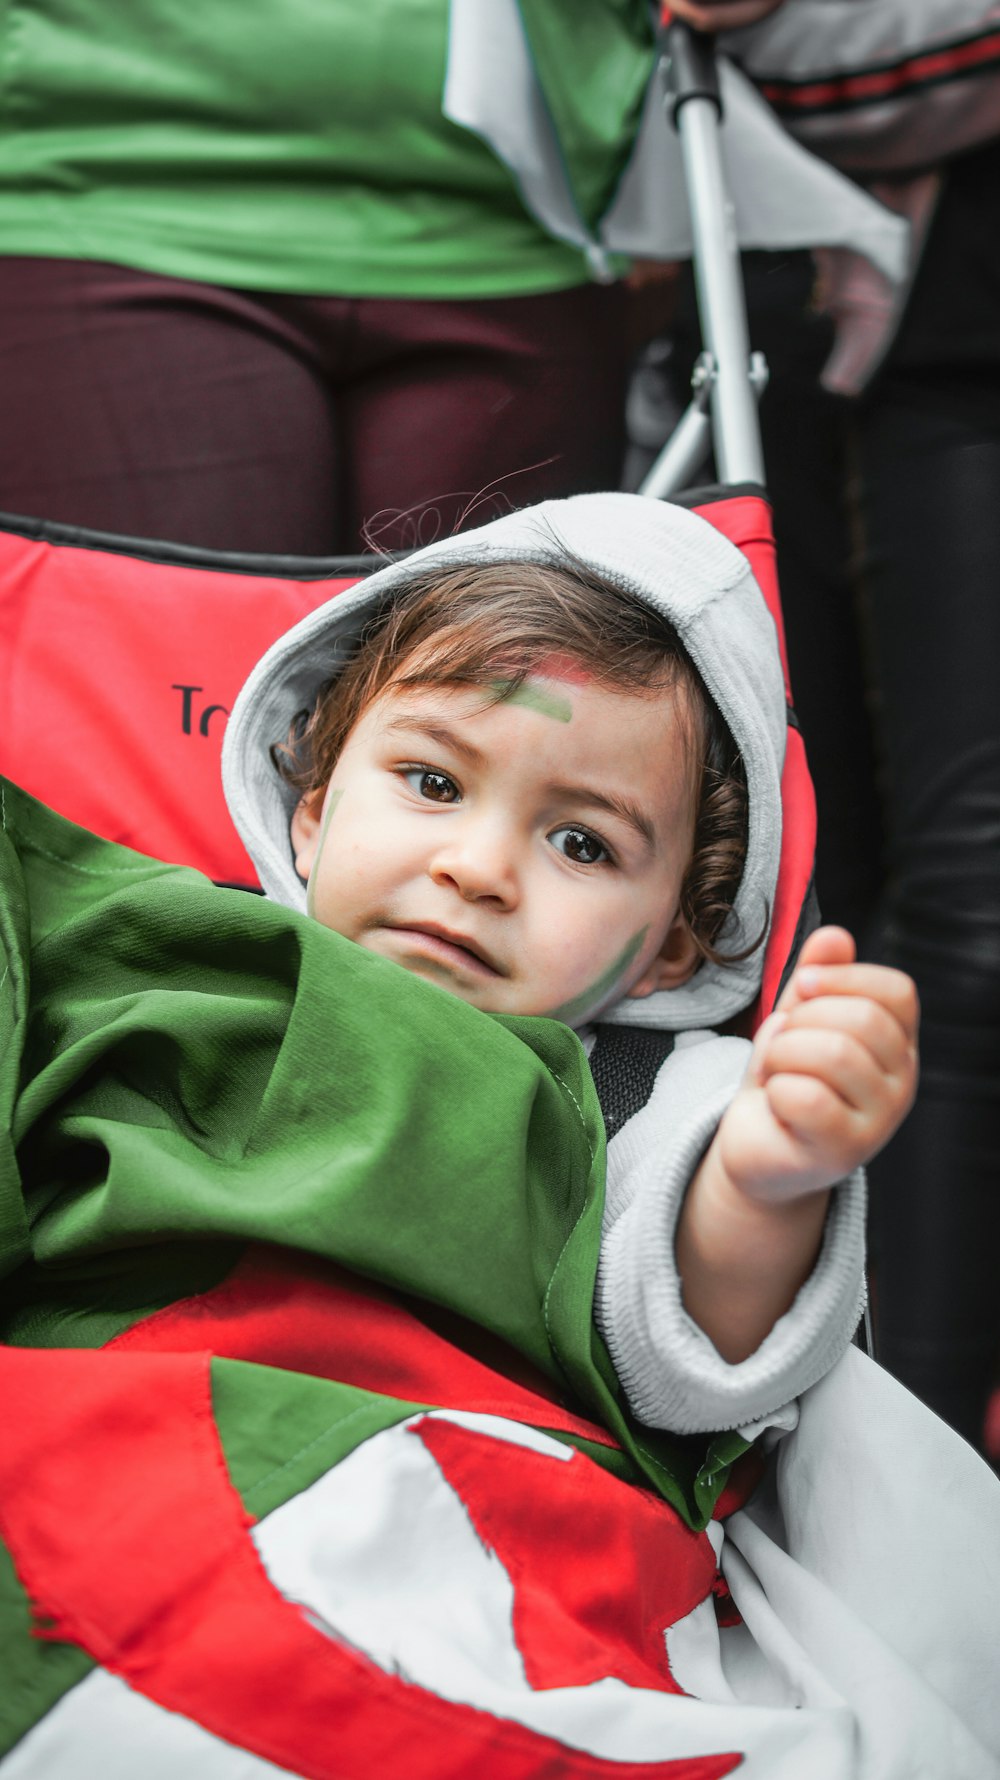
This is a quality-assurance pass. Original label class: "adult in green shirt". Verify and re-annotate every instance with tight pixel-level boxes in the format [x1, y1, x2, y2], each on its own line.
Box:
[0, 0, 654, 554]
[0, 0, 798, 554]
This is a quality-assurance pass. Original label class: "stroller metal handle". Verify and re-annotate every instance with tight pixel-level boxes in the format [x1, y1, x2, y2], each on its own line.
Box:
[651, 20, 767, 490]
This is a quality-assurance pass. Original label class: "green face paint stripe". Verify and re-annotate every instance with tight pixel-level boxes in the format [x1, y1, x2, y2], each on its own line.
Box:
[490, 679, 573, 723]
[546, 926, 649, 1026]
[305, 788, 342, 919]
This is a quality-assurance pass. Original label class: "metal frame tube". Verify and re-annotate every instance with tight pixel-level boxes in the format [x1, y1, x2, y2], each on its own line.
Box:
[675, 92, 765, 485]
[638, 398, 711, 499]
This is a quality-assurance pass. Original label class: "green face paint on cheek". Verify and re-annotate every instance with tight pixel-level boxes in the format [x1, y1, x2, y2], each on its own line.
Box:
[305, 788, 343, 919]
[545, 926, 649, 1026]
[490, 678, 573, 723]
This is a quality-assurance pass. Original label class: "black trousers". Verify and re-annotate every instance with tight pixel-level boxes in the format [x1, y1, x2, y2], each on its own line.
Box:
[856, 398, 1000, 1450]
[733, 254, 1000, 1454]
[635, 247, 1000, 1450]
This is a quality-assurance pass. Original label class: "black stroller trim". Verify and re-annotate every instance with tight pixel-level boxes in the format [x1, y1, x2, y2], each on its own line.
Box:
[669, 481, 767, 509]
[0, 509, 389, 582]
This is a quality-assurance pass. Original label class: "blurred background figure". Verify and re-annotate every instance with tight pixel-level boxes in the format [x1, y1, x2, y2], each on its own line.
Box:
[0, 0, 876, 563]
[0, 1, 643, 554]
[655, 0, 1000, 1458]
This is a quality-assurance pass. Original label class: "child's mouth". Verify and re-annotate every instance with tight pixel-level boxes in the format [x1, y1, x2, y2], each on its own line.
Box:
[383, 923, 503, 978]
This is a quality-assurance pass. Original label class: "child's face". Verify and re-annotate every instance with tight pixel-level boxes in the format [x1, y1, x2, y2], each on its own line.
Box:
[291, 670, 701, 1023]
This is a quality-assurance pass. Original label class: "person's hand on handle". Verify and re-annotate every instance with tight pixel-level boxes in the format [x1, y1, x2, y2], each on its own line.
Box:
[664, 0, 787, 33]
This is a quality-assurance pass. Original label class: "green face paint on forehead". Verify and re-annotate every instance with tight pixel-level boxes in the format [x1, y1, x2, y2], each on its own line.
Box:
[545, 926, 649, 1026]
[305, 788, 343, 919]
[490, 678, 574, 724]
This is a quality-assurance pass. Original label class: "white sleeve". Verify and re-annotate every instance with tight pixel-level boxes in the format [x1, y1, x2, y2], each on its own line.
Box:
[724, 0, 1000, 175]
[593, 1030, 867, 1437]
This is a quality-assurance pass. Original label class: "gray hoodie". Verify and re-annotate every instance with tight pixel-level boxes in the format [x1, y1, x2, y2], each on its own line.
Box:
[222, 493, 865, 1435]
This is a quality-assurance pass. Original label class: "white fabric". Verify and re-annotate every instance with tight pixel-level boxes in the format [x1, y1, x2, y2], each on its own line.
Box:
[0, 1668, 298, 1779]
[251, 1391, 1000, 1777]
[727, 0, 1000, 175]
[725, 1346, 1000, 1774]
[250, 1402, 996, 1780]
[9, 1389, 996, 1777]
[250, 1407, 890, 1774]
[443, 0, 909, 281]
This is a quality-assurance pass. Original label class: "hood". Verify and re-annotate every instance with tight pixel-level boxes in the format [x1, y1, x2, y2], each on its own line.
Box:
[222, 493, 787, 1031]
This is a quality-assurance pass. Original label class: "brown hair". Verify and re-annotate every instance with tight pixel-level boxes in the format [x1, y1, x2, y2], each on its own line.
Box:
[274, 556, 756, 966]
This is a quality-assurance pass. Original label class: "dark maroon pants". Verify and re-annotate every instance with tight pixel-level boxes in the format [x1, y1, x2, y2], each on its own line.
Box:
[0, 257, 628, 555]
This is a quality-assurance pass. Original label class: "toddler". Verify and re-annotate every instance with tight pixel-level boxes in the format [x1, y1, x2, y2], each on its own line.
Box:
[224, 491, 917, 1429]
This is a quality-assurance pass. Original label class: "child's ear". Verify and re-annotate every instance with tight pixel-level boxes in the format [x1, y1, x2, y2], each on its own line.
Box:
[625, 914, 701, 1000]
[290, 791, 324, 882]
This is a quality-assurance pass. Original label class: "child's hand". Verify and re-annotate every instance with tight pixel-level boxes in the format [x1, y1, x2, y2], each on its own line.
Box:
[716, 926, 919, 1206]
[676, 928, 917, 1360]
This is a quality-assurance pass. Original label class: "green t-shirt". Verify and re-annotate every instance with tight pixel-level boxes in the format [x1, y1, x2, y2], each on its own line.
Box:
[0, 0, 650, 297]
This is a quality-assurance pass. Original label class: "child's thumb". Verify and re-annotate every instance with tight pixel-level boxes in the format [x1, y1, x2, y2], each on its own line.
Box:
[797, 925, 856, 970]
[776, 926, 856, 1012]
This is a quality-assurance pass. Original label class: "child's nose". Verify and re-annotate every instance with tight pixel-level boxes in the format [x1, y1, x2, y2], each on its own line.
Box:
[428, 820, 519, 906]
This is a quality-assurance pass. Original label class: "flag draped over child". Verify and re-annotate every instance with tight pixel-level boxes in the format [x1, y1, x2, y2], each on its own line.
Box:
[1, 780, 998, 1779]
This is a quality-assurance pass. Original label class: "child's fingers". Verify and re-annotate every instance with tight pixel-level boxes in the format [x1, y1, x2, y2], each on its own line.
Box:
[770, 994, 916, 1078]
[782, 959, 919, 1041]
[794, 925, 856, 972]
[775, 927, 854, 1014]
[756, 1024, 909, 1116]
[761, 1070, 860, 1153]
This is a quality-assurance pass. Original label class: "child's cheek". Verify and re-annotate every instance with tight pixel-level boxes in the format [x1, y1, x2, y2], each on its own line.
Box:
[544, 925, 650, 1025]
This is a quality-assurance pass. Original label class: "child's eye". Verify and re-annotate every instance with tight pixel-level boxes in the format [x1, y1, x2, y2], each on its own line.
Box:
[402, 768, 461, 804]
[549, 826, 610, 867]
